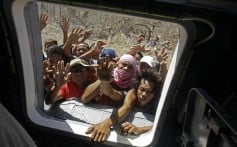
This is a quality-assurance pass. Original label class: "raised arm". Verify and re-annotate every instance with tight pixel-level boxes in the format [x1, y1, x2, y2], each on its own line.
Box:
[39, 14, 48, 31]
[79, 40, 106, 61]
[97, 56, 123, 101]
[45, 61, 70, 104]
[78, 29, 93, 43]
[63, 28, 83, 57]
[126, 44, 145, 56]
[82, 54, 122, 104]
[154, 48, 168, 81]
[59, 15, 70, 45]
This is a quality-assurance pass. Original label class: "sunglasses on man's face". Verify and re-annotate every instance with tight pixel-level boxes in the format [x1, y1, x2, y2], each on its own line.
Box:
[70, 66, 87, 74]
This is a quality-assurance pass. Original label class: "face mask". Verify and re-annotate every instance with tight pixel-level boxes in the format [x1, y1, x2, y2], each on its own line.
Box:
[112, 67, 134, 89]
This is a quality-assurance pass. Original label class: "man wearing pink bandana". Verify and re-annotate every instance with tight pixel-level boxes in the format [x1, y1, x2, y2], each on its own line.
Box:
[82, 54, 137, 106]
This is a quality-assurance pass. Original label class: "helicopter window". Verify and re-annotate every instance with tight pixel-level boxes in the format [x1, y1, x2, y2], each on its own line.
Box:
[14, 1, 194, 146]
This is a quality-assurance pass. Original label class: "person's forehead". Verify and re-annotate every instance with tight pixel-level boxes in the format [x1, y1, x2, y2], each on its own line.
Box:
[120, 61, 134, 70]
[76, 44, 88, 49]
[140, 62, 150, 67]
[121, 60, 132, 65]
[140, 79, 154, 88]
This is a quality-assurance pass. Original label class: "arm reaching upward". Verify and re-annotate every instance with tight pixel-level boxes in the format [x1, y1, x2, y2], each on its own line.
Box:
[59, 15, 70, 45]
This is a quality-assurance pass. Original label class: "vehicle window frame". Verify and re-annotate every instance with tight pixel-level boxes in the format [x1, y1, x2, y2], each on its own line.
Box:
[12, 0, 197, 146]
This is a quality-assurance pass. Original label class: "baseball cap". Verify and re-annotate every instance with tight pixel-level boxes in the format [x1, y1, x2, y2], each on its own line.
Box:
[100, 48, 117, 58]
[140, 56, 159, 68]
[69, 58, 96, 73]
[70, 58, 90, 68]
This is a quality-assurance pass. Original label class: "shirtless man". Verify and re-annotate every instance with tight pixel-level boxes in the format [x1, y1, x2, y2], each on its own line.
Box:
[85, 69, 162, 142]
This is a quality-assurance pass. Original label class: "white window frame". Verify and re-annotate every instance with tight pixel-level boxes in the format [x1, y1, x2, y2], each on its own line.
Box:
[12, 0, 196, 146]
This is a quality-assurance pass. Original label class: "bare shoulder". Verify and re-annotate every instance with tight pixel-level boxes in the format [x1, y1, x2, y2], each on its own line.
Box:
[123, 88, 137, 106]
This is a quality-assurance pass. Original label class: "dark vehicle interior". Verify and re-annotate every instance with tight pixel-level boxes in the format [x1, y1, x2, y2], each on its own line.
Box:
[0, 0, 237, 147]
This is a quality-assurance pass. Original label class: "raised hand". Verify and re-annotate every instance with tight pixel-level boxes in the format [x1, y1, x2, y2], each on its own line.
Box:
[39, 14, 48, 31]
[59, 15, 70, 44]
[59, 15, 70, 33]
[154, 47, 168, 63]
[137, 33, 145, 44]
[77, 28, 93, 43]
[154, 48, 168, 80]
[90, 40, 106, 58]
[43, 60, 70, 92]
[96, 55, 114, 81]
[161, 40, 172, 50]
[126, 44, 146, 56]
[68, 27, 84, 43]
[54, 60, 70, 88]
[43, 60, 55, 91]
[63, 27, 84, 57]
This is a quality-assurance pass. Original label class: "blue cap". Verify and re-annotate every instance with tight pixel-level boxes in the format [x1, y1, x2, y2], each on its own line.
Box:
[100, 48, 117, 58]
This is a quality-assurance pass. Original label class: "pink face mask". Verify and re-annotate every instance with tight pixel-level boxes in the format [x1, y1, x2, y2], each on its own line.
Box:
[112, 67, 134, 89]
[112, 54, 137, 89]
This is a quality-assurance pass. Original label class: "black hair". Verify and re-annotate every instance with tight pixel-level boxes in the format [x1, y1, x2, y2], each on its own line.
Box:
[137, 52, 143, 58]
[44, 39, 58, 49]
[134, 69, 162, 100]
[133, 69, 162, 114]
[47, 45, 65, 59]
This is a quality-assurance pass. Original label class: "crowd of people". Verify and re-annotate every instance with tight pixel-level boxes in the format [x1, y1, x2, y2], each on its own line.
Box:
[40, 13, 169, 142]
